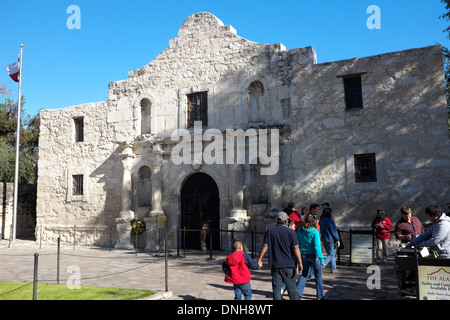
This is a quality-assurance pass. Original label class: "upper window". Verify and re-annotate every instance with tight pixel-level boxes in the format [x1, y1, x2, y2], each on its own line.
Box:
[354, 153, 377, 182]
[342, 75, 364, 110]
[140, 98, 151, 134]
[187, 92, 208, 128]
[74, 117, 84, 142]
[248, 80, 265, 122]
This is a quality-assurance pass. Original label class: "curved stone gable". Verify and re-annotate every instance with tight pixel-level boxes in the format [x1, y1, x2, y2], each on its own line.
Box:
[126, 12, 285, 82]
[177, 12, 229, 38]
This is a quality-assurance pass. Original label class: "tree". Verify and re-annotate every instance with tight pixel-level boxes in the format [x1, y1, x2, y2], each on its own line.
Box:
[0, 137, 15, 182]
[0, 83, 40, 184]
[441, 0, 450, 36]
[440, 1, 450, 129]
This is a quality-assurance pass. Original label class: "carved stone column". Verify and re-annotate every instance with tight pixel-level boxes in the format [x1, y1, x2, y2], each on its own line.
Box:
[230, 164, 247, 218]
[144, 142, 165, 251]
[223, 165, 251, 251]
[150, 164, 164, 215]
[243, 164, 252, 211]
[118, 143, 135, 221]
[268, 170, 283, 212]
[150, 143, 164, 216]
[115, 142, 135, 249]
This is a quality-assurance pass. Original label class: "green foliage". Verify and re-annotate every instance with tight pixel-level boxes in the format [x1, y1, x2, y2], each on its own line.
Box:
[0, 84, 40, 184]
[442, 47, 450, 126]
[0, 137, 15, 182]
[441, 0, 450, 38]
[440, 1, 450, 129]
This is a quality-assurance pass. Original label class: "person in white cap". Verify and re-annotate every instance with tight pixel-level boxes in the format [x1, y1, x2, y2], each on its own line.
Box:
[257, 211, 303, 300]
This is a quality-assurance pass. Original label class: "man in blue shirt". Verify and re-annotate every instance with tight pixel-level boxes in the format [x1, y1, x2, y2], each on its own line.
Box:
[257, 211, 303, 300]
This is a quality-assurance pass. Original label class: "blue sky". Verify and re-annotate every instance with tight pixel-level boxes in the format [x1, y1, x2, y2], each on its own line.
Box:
[1, 0, 449, 118]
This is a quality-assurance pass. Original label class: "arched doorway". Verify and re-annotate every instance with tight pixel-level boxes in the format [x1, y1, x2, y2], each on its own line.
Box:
[181, 173, 220, 250]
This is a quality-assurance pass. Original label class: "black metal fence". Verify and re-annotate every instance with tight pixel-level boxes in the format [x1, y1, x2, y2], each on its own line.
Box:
[0, 235, 170, 300]
[176, 227, 265, 259]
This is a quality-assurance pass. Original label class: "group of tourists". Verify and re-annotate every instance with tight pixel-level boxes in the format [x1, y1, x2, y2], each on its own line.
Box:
[376, 204, 450, 296]
[223, 202, 340, 300]
[371, 205, 450, 262]
[222, 202, 450, 300]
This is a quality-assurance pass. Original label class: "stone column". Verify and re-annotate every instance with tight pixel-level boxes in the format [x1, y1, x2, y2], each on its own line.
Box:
[115, 142, 135, 249]
[243, 164, 252, 211]
[149, 164, 164, 215]
[268, 171, 283, 212]
[150, 143, 164, 216]
[118, 143, 135, 221]
[224, 166, 250, 251]
[230, 164, 247, 218]
[146, 142, 165, 250]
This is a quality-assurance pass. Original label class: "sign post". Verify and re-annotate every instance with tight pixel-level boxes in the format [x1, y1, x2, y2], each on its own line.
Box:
[417, 258, 450, 300]
[350, 229, 374, 265]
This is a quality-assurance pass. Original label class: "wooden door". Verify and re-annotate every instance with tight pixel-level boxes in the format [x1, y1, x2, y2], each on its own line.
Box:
[181, 173, 220, 250]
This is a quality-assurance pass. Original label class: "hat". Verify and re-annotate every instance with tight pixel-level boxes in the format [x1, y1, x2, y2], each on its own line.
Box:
[277, 211, 290, 222]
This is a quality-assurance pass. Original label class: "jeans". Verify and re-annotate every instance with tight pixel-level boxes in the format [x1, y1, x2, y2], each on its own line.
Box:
[233, 282, 252, 300]
[296, 254, 325, 300]
[323, 241, 337, 271]
[271, 267, 300, 300]
[376, 238, 389, 260]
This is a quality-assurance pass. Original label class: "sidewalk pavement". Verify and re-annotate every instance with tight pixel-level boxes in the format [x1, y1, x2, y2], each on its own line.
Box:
[0, 239, 405, 300]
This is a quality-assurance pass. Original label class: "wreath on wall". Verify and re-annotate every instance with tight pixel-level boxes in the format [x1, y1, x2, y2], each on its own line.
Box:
[132, 219, 146, 235]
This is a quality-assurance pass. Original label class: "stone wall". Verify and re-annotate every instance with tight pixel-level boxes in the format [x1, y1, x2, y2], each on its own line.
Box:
[0, 182, 37, 239]
[108, 12, 316, 135]
[36, 101, 122, 245]
[285, 45, 449, 226]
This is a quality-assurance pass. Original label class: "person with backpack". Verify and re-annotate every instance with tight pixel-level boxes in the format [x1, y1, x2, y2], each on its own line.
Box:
[320, 207, 340, 273]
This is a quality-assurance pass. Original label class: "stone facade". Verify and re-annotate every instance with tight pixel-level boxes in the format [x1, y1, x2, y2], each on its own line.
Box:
[36, 12, 450, 250]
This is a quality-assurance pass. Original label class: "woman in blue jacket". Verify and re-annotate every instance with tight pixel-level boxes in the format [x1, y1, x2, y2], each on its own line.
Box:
[319, 207, 340, 273]
[296, 214, 327, 300]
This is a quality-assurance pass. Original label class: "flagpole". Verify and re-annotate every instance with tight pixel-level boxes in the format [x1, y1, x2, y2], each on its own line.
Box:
[12, 44, 23, 241]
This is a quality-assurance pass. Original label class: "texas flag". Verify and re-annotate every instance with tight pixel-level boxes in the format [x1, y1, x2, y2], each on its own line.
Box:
[7, 60, 20, 82]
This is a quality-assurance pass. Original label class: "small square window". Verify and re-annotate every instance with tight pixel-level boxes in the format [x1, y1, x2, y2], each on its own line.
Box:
[74, 118, 84, 142]
[354, 153, 377, 182]
[73, 175, 84, 195]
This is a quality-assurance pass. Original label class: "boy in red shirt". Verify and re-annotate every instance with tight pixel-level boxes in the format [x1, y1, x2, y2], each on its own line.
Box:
[222, 239, 261, 300]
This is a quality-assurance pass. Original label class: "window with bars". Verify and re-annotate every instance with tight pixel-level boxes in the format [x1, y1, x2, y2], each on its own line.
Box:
[354, 153, 377, 182]
[74, 117, 84, 142]
[73, 175, 84, 195]
[343, 75, 364, 110]
[187, 92, 208, 128]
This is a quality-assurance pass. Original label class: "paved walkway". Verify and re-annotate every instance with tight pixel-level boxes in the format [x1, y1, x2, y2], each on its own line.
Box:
[0, 239, 407, 300]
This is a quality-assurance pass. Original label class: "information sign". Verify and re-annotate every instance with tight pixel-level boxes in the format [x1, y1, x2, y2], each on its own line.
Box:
[350, 229, 374, 265]
[417, 258, 450, 300]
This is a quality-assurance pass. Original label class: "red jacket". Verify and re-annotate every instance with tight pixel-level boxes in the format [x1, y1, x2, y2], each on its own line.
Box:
[224, 251, 252, 284]
[288, 211, 302, 231]
[371, 217, 393, 240]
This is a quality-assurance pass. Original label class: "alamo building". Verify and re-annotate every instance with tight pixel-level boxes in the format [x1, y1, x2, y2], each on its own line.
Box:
[36, 12, 450, 250]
